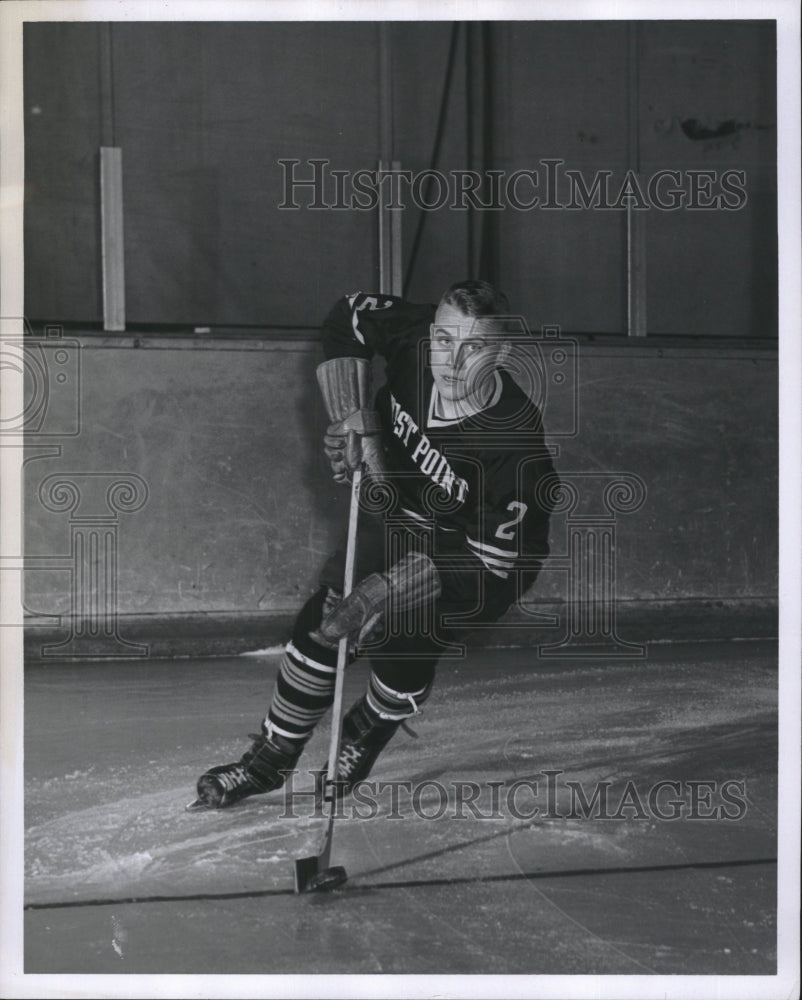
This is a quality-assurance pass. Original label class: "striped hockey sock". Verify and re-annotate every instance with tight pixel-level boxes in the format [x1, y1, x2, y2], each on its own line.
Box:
[265, 637, 338, 743]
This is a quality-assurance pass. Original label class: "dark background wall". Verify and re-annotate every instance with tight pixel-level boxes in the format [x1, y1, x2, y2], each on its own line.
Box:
[494, 21, 777, 336]
[24, 22, 383, 328]
[21, 20, 778, 636]
[24, 20, 777, 335]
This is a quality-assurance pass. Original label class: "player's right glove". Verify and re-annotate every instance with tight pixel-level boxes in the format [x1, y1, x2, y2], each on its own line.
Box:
[312, 552, 442, 647]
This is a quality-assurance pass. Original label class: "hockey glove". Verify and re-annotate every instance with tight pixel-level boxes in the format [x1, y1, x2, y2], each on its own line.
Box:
[324, 409, 386, 483]
[317, 357, 385, 484]
[315, 552, 442, 646]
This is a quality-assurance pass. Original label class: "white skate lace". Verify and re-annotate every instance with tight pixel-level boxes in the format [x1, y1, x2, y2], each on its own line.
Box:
[338, 743, 364, 777]
[400, 692, 420, 738]
[215, 765, 250, 792]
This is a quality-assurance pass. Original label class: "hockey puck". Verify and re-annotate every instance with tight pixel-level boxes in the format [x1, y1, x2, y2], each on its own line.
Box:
[307, 865, 348, 892]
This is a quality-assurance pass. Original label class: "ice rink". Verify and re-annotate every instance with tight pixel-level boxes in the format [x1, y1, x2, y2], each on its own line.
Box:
[24, 638, 777, 976]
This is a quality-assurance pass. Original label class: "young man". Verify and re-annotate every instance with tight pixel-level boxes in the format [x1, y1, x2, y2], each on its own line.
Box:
[191, 279, 557, 809]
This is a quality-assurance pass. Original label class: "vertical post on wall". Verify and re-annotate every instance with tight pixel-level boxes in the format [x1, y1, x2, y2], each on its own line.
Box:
[465, 23, 476, 277]
[378, 158, 390, 295]
[100, 147, 126, 331]
[389, 159, 403, 297]
[626, 22, 647, 336]
[378, 24, 402, 297]
[98, 23, 115, 146]
[377, 162, 403, 298]
[379, 23, 393, 177]
[477, 22, 498, 286]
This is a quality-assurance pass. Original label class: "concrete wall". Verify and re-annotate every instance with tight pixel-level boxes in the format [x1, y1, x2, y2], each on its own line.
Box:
[23, 337, 777, 620]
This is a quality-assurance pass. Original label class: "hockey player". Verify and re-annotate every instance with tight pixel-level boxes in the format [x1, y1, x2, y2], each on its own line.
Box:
[192, 280, 557, 809]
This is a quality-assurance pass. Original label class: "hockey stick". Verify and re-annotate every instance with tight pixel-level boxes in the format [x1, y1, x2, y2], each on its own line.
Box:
[294, 465, 362, 893]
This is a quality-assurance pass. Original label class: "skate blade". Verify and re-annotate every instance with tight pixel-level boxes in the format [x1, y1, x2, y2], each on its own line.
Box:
[185, 797, 215, 812]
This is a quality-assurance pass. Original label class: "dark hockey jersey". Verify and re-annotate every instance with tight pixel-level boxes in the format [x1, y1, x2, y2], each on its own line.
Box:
[321, 292, 557, 598]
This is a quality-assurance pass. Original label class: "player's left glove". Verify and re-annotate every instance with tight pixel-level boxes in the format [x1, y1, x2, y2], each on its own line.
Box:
[317, 357, 386, 484]
[324, 410, 386, 483]
[313, 552, 442, 647]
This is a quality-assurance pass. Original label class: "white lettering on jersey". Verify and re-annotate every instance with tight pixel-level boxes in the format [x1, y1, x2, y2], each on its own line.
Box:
[391, 397, 419, 445]
[390, 393, 469, 502]
[346, 293, 393, 345]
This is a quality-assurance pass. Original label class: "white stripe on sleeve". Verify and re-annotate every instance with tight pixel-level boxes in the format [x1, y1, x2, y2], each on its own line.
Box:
[466, 535, 519, 559]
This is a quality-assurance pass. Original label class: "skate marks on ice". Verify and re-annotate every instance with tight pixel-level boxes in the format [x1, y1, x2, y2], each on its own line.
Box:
[22, 645, 778, 975]
[25, 646, 777, 913]
[24, 770, 324, 906]
[349, 646, 777, 882]
[324, 647, 778, 974]
[22, 656, 332, 906]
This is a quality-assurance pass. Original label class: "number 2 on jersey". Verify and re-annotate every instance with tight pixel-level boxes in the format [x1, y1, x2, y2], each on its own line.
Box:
[495, 500, 528, 541]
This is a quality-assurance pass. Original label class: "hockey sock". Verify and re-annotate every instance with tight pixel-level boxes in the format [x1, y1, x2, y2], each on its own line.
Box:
[366, 671, 434, 722]
[265, 587, 342, 743]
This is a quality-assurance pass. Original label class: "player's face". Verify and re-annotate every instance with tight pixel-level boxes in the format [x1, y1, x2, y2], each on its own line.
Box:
[429, 302, 506, 402]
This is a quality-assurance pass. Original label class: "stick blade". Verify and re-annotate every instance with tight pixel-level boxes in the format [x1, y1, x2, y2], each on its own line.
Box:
[294, 855, 320, 894]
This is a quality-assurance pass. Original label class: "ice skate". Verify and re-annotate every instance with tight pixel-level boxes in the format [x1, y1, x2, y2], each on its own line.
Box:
[327, 695, 404, 798]
[188, 728, 303, 810]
